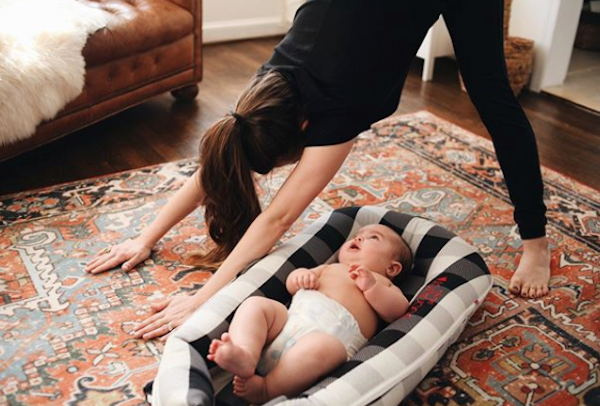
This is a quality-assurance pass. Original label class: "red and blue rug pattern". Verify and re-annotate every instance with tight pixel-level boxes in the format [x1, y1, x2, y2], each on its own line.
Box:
[1, 111, 598, 405]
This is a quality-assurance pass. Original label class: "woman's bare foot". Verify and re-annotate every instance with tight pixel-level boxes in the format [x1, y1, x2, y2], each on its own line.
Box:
[207, 333, 256, 378]
[233, 375, 269, 404]
[509, 236, 551, 298]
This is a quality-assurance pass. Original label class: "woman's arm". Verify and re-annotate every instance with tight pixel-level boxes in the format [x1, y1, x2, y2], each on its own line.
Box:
[137, 170, 205, 248]
[85, 171, 204, 274]
[133, 139, 355, 339]
[190, 139, 356, 305]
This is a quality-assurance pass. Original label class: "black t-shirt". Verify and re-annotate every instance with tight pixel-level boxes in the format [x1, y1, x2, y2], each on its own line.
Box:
[259, 0, 413, 146]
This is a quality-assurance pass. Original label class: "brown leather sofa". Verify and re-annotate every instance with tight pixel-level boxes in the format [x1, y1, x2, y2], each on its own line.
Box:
[0, 0, 202, 162]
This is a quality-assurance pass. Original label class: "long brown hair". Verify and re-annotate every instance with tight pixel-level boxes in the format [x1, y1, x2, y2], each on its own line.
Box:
[189, 70, 306, 270]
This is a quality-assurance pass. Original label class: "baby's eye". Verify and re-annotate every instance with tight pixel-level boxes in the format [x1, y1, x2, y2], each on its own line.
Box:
[368, 235, 379, 240]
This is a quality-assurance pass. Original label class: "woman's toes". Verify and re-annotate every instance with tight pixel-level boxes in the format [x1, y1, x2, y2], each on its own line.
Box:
[509, 278, 522, 294]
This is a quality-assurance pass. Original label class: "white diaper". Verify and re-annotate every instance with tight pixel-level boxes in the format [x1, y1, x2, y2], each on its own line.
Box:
[256, 289, 367, 376]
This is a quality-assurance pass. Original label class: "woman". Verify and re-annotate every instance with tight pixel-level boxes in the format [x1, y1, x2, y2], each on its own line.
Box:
[85, 0, 551, 341]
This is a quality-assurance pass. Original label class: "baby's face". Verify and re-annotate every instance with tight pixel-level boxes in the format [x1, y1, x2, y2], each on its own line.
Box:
[338, 224, 402, 276]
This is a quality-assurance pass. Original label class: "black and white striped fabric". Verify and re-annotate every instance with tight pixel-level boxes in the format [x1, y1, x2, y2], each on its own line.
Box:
[150, 206, 493, 406]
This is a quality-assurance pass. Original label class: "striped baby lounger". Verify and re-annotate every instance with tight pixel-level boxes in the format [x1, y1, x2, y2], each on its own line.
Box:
[148, 206, 493, 406]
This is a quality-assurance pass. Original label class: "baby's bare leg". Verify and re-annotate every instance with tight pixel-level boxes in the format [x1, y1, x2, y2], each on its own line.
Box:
[207, 297, 287, 378]
[233, 332, 347, 403]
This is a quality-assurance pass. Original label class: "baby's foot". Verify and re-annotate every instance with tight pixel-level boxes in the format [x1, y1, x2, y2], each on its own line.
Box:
[207, 333, 256, 378]
[509, 237, 551, 298]
[233, 375, 269, 404]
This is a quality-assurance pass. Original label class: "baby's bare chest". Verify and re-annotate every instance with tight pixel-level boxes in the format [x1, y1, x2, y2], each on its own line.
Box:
[318, 264, 355, 289]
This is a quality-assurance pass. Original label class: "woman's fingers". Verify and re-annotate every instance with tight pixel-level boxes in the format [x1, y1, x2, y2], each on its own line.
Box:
[121, 253, 143, 272]
[87, 246, 117, 271]
[88, 256, 124, 274]
[85, 250, 120, 273]
[158, 320, 182, 342]
[132, 313, 164, 338]
[130, 294, 198, 341]
[142, 324, 171, 340]
[151, 298, 172, 311]
[85, 239, 152, 274]
[140, 316, 182, 340]
[92, 246, 112, 259]
[84, 256, 106, 272]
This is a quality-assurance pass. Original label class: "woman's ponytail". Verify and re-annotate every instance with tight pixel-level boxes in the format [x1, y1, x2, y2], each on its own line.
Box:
[188, 70, 306, 270]
[187, 116, 261, 269]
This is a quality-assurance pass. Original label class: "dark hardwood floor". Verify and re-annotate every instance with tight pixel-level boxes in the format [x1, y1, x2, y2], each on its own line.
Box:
[1, 36, 599, 196]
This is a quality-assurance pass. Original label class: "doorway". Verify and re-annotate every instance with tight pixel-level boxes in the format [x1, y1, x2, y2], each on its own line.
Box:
[543, 1, 600, 113]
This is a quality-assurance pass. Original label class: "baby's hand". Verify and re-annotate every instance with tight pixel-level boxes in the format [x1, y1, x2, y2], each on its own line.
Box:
[290, 269, 319, 290]
[349, 265, 377, 292]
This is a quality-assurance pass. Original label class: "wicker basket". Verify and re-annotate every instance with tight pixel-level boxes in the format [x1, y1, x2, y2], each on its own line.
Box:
[575, 10, 600, 51]
[504, 0, 512, 38]
[459, 0, 534, 97]
[504, 36, 535, 95]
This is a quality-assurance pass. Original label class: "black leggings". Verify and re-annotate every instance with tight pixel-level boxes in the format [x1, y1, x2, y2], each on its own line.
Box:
[393, 0, 547, 239]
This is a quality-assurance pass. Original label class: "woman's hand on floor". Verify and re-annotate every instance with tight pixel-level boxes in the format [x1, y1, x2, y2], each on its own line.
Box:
[85, 238, 152, 274]
[131, 293, 203, 341]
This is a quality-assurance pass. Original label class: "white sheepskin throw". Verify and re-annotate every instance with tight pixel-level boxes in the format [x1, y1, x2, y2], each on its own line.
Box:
[0, 0, 112, 146]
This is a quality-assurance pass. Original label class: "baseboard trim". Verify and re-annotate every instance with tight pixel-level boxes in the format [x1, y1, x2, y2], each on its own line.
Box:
[203, 17, 290, 44]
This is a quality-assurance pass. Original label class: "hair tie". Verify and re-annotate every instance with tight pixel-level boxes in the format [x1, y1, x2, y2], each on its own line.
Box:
[230, 111, 247, 126]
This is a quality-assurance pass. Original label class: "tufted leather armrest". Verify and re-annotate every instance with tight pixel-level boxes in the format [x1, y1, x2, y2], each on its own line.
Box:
[0, 0, 202, 162]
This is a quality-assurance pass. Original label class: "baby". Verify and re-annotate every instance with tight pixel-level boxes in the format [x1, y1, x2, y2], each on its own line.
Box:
[207, 224, 412, 403]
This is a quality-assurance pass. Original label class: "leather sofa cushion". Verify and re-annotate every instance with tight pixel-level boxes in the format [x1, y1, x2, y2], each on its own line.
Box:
[82, 0, 193, 66]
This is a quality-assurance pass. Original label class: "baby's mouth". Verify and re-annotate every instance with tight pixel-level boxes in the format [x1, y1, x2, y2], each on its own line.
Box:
[349, 242, 360, 250]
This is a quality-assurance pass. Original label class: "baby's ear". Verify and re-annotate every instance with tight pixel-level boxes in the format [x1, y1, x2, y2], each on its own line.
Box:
[386, 261, 402, 278]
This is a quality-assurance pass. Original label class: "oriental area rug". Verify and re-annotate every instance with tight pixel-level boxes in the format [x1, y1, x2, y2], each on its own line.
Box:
[1, 111, 598, 406]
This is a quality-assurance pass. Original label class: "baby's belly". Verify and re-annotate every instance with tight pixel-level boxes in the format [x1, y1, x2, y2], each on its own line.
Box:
[319, 286, 379, 339]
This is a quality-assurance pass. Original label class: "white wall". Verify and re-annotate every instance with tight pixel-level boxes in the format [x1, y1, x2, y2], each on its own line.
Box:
[203, 0, 300, 44]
